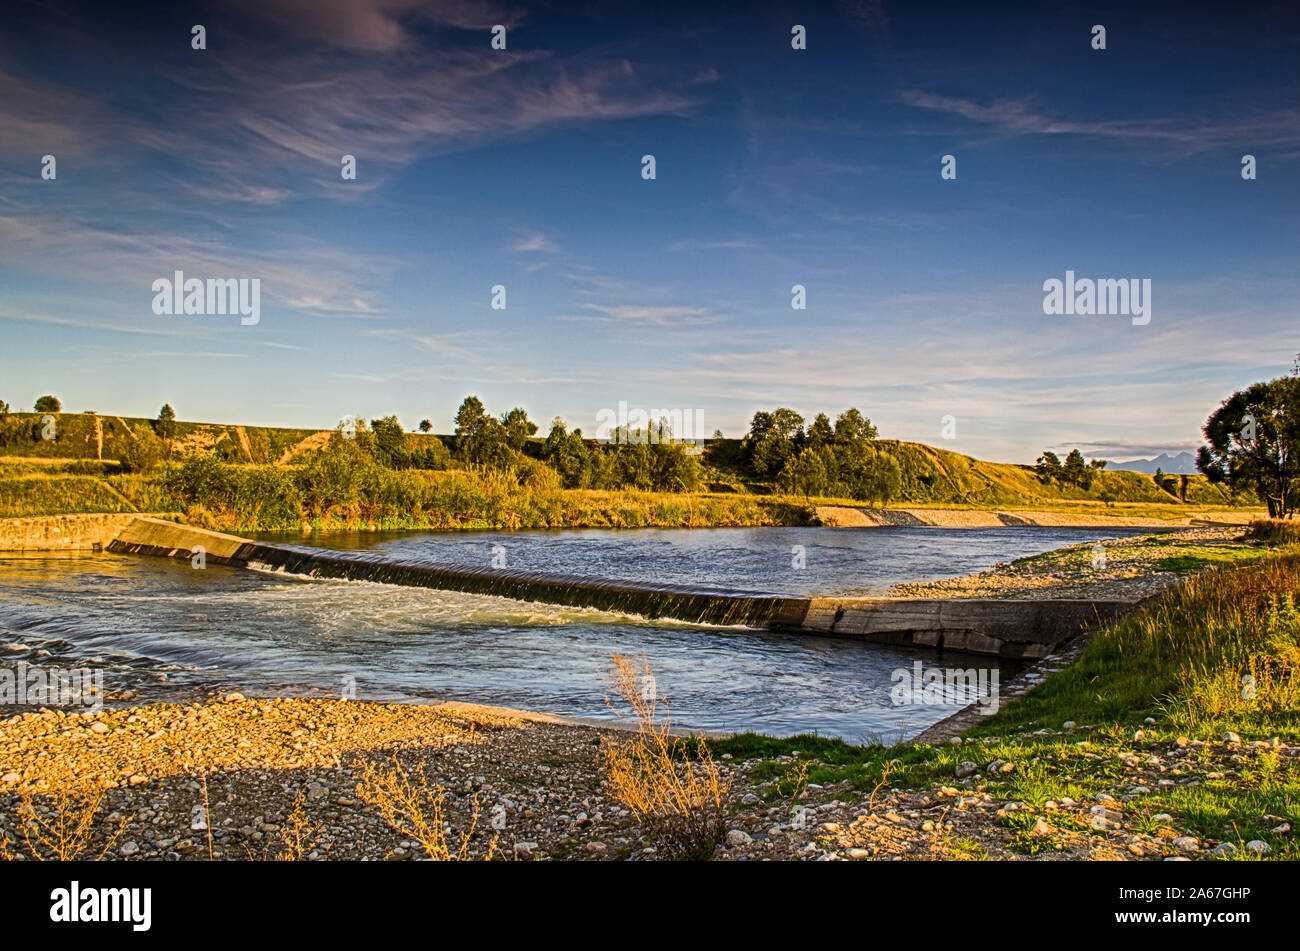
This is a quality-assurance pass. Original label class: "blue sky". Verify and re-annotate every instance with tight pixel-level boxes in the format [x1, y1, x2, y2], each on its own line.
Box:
[1, 0, 1297, 463]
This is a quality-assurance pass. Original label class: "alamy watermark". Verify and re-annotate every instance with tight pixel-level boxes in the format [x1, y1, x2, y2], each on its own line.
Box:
[891, 661, 1000, 713]
[152, 270, 260, 325]
[595, 401, 706, 446]
[1, 661, 104, 711]
[1042, 270, 1150, 326]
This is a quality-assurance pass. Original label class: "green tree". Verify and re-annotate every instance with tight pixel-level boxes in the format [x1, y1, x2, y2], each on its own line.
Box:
[501, 407, 538, 451]
[454, 396, 511, 467]
[155, 404, 176, 441]
[806, 412, 834, 448]
[1062, 449, 1091, 489]
[1197, 370, 1300, 518]
[369, 415, 407, 468]
[418, 419, 433, 433]
[34, 395, 61, 413]
[1035, 451, 1062, 483]
[833, 408, 877, 444]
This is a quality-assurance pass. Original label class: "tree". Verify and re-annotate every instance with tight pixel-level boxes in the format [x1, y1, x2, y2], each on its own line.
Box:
[1197, 371, 1300, 518]
[34, 395, 61, 413]
[806, 412, 834, 448]
[418, 419, 433, 433]
[369, 415, 407, 468]
[155, 404, 176, 441]
[454, 397, 511, 468]
[501, 407, 538, 451]
[833, 408, 877, 444]
[1035, 451, 1062, 483]
[1062, 449, 1094, 489]
[0, 400, 10, 418]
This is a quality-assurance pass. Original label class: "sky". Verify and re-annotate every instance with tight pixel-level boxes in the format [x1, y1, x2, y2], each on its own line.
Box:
[1, 0, 1297, 464]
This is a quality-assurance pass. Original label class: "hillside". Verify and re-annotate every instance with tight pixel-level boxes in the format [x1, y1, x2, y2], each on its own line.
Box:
[0, 411, 1257, 527]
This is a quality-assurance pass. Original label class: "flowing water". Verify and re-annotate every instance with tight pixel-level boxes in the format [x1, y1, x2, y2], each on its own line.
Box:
[0, 525, 1157, 740]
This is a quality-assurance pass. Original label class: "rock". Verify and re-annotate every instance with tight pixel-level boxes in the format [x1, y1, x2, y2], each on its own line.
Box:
[1, 773, 19, 784]
[119, 841, 139, 857]
[1245, 840, 1272, 855]
[1223, 731, 1242, 746]
[224, 692, 245, 702]
[514, 841, 538, 858]
[1153, 813, 1173, 822]
[90, 722, 109, 734]
[740, 793, 759, 805]
[1062, 721, 1076, 730]
[1143, 717, 1157, 725]
[583, 842, 606, 853]
[1172, 836, 1200, 852]
[845, 847, 870, 859]
[1133, 731, 1144, 742]
[306, 782, 328, 800]
[955, 762, 978, 779]
[725, 829, 752, 848]
[1208, 842, 1238, 859]
[1031, 818, 1051, 836]
[1274, 823, 1290, 835]
[986, 760, 1006, 775]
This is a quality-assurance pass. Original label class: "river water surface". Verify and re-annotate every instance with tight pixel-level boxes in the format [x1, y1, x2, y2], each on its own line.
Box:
[0, 526, 1154, 740]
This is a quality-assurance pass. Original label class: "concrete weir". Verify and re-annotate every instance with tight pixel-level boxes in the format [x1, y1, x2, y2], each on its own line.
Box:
[107, 517, 1139, 659]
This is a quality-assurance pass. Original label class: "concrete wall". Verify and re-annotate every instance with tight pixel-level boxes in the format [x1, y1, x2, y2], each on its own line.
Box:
[106, 517, 1139, 658]
[0, 513, 166, 552]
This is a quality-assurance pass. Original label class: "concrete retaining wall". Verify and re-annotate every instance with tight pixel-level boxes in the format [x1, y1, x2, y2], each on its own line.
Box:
[0, 513, 171, 552]
[107, 517, 1139, 658]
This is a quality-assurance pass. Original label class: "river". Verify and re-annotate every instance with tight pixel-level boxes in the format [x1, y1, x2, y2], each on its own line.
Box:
[0, 525, 1155, 740]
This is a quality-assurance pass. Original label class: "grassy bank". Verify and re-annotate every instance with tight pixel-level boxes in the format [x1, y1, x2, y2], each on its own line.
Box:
[707, 548, 1300, 859]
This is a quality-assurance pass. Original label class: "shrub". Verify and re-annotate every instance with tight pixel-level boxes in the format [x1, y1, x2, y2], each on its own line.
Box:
[601, 654, 730, 859]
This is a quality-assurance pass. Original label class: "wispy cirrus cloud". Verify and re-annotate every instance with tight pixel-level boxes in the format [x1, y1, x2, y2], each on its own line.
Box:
[227, 0, 520, 52]
[897, 89, 1300, 157]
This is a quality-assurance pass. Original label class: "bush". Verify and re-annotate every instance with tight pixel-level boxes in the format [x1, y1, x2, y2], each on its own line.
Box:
[164, 454, 233, 508]
[118, 424, 166, 474]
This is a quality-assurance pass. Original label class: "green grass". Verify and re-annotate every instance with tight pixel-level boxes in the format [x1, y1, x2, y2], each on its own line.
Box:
[708, 554, 1300, 859]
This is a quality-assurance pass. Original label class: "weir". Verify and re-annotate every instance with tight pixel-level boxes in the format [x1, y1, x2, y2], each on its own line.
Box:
[106, 518, 1140, 659]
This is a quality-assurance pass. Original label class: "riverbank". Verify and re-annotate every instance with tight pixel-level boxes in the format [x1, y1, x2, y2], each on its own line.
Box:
[890, 526, 1267, 601]
[816, 505, 1258, 529]
[0, 502, 1265, 552]
[3, 542, 1296, 861]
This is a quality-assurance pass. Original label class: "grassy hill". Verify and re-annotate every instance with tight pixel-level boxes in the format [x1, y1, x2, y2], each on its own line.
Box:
[0, 411, 1257, 527]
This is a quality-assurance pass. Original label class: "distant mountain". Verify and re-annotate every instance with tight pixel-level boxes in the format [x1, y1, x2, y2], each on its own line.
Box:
[1111, 451, 1199, 475]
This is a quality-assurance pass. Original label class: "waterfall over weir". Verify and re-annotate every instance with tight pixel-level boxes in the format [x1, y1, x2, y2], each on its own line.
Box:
[106, 518, 1140, 659]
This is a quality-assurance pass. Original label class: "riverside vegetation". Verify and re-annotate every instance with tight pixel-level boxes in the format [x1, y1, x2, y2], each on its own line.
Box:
[0, 393, 1260, 531]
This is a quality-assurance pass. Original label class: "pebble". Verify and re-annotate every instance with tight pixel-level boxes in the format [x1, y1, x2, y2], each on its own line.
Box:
[1172, 836, 1200, 852]
[1208, 842, 1237, 859]
[955, 762, 978, 778]
[1245, 840, 1272, 855]
[725, 830, 752, 848]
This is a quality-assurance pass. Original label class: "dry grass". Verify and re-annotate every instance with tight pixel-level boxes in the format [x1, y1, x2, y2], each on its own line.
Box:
[601, 654, 731, 860]
[0, 782, 128, 861]
[277, 792, 324, 861]
[1245, 518, 1300, 546]
[356, 758, 497, 861]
